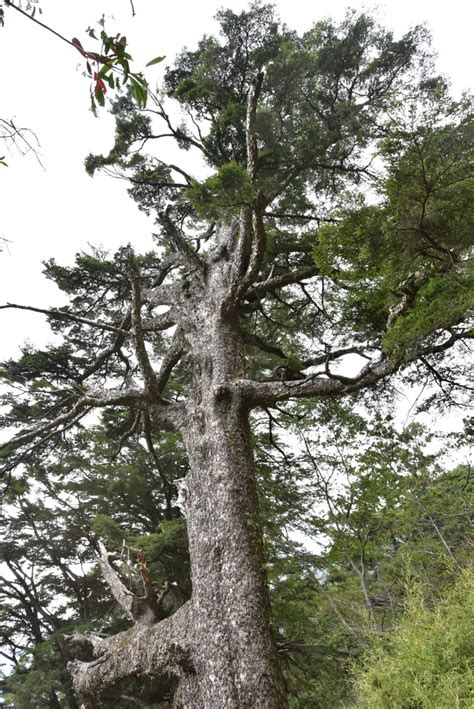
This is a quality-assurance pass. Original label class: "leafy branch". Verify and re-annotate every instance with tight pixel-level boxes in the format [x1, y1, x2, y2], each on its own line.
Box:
[1, 1, 164, 113]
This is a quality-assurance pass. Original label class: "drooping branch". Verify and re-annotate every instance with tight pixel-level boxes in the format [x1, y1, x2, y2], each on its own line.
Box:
[113, 409, 142, 459]
[1, 384, 184, 480]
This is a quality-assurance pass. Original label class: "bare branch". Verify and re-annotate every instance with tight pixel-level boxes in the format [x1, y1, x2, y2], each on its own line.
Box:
[96, 542, 136, 620]
[300, 347, 371, 369]
[127, 254, 162, 398]
[0, 302, 129, 335]
[149, 99, 213, 160]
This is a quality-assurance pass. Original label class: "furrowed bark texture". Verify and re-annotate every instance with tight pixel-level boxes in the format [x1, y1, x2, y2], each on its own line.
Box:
[69, 219, 287, 708]
[69, 603, 199, 707]
[180, 258, 286, 707]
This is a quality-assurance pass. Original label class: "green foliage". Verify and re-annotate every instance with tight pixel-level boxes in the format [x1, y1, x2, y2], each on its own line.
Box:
[256, 398, 473, 708]
[313, 85, 474, 354]
[353, 569, 474, 708]
[75, 20, 149, 113]
[187, 162, 255, 219]
[1, 4, 473, 706]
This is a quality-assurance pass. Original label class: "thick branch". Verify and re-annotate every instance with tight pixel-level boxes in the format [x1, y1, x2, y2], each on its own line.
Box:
[127, 256, 162, 398]
[235, 191, 267, 299]
[231, 72, 264, 286]
[141, 309, 176, 332]
[69, 602, 195, 705]
[158, 211, 205, 274]
[245, 265, 320, 303]
[240, 329, 473, 407]
[155, 328, 186, 394]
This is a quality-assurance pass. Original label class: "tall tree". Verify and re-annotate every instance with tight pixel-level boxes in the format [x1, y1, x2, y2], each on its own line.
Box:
[1, 5, 473, 706]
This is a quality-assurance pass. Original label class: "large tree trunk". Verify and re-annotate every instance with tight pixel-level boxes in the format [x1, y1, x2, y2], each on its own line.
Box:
[69, 228, 288, 707]
[182, 364, 286, 707]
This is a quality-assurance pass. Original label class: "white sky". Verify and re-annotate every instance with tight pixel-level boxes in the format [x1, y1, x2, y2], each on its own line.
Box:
[0, 0, 473, 360]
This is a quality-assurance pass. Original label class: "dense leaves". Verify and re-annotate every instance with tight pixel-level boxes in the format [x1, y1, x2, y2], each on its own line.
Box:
[353, 569, 474, 708]
[1, 4, 473, 706]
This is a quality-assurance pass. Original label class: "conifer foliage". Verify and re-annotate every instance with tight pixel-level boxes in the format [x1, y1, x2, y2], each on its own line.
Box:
[1, 4, 473, 707]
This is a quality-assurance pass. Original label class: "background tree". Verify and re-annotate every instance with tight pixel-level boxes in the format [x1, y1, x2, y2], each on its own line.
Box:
[1, 4, 473, 707]
[0, 421, 189, 708]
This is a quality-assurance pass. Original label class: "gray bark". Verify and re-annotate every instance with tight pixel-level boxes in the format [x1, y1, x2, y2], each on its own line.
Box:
[68, 217, 287, 708]
[179, 284, 286, 707]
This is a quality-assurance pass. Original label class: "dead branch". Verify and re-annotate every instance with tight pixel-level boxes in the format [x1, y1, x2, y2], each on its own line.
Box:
[127, 253, 162, 399]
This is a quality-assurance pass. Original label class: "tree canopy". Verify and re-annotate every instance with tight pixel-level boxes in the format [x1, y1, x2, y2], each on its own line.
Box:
[1, 3, 473, 707]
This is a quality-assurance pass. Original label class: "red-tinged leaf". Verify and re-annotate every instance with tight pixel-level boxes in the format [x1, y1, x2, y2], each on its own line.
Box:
[94, 77, 107, 98]
[72, 37, 87, 57]
[86, 61, 92, 75]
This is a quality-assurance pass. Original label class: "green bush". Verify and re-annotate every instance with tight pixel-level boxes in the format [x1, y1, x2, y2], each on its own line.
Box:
[352, 568, 474, 708]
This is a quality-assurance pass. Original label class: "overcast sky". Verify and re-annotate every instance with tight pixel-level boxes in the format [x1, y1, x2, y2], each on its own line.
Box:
[1, 0, 473, 360]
